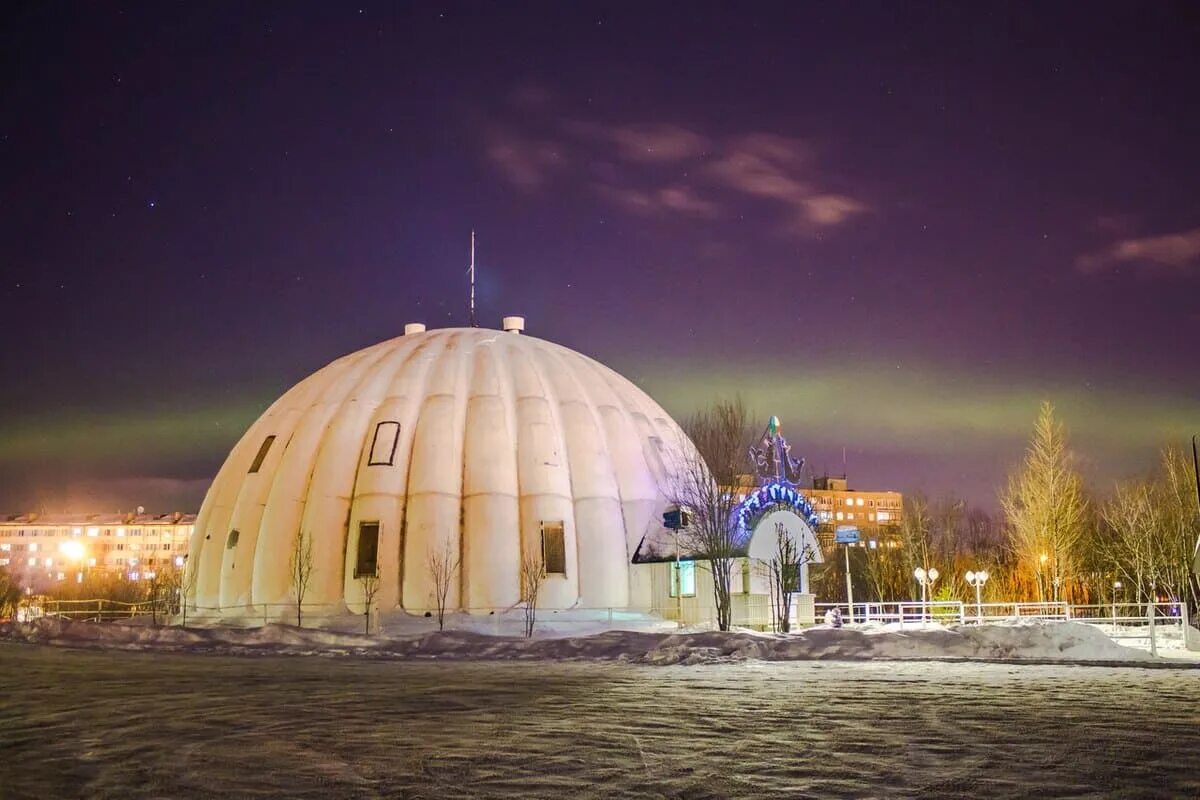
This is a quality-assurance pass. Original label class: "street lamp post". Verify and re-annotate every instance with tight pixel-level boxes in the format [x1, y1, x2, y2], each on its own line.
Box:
[913, 567, 939, 622]
[965, 570, 989, 623]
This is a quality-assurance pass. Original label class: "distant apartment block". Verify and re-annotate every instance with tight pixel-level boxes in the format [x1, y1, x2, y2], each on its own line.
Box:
[0, 512, 196, 590]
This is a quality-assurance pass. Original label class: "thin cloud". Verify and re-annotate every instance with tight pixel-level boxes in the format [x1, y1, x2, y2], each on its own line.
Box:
[1076, 227, 1200, 275]
[566, 121, 711, 162]
[484, 130, 568, 190]
[706, 134, 867, 234]
[484, 113, 868, 236]
[596, 184, 721, 218]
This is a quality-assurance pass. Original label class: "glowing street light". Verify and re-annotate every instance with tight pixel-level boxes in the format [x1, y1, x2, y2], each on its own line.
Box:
[59, 540, 85, 562]
[59, 540, 87, 583]
[965, 569, 989, 623]
[913, 566, 939, 621]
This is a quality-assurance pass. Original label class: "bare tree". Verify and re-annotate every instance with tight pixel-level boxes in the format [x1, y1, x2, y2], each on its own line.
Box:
[1098, 447, 1200, 611]
[765, 522, 816, 633]
[1098, 480, 1160, 603]
[359, 572, 381, 635]
[426, 539, 460, 631]
[1000, 402, 1088, 602]
[669, 397, 753, 631]
[899, 493, 936, 580]
[288, 528, 315, 628]
[519, 546, 544, 638]
[179, 554, 198, 628]
[1158, 445, 1200, 611]
[146, 564, 182, 626]
[0, 564, 22, 619]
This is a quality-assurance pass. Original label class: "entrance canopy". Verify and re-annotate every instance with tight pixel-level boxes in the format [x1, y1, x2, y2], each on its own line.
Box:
[746, 508, 824, 564]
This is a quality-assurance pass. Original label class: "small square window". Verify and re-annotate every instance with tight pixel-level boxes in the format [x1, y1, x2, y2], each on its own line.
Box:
[248, 435, 276, 474]
[540, 521, 566, 575]
[226, 530, 240, 549]
[367, 421, 401, 466]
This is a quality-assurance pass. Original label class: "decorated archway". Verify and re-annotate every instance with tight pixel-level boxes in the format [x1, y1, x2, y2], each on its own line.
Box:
[733, 416, 821, 544]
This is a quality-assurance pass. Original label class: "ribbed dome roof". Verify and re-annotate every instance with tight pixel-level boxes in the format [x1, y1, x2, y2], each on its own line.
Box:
[187, 327, 688, 616]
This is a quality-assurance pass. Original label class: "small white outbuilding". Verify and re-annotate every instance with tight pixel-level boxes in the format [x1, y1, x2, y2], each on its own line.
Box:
[186, 322, 691, 619]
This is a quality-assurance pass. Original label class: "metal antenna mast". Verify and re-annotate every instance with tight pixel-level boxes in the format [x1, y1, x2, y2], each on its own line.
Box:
[468, 230, 477, 327]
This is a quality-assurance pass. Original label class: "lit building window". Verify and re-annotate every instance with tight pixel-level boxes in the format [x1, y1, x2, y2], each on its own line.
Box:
[878, 512, 890, 522]
[29, 543, 38, 553]
[856, 498, 864, 506]
[86, 527, 99, 537]
[835, 512, 844, 521]
[848, 513, 855, 521]
[670, 560, 696, 598]
[868, 513, 875, 521]
[72, 527, 82, 536]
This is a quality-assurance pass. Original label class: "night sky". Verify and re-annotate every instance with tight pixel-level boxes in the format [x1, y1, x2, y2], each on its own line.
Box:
[2, 3, 1198, 513]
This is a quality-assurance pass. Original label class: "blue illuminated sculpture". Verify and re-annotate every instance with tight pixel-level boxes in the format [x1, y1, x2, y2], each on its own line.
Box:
[735, 416, 820, 541]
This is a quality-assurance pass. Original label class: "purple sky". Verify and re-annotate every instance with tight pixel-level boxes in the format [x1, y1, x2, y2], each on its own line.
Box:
[2, 3, 1198, 513]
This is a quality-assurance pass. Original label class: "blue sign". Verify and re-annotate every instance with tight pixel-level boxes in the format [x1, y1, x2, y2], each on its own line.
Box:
[663, 506, 692, 530]
[835, 526, 860, 544]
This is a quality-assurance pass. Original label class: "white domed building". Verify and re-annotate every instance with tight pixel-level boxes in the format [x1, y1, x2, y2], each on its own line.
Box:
[185, 319, 692, 620]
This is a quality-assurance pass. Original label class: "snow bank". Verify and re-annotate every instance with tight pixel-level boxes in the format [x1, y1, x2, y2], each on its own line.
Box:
[1, 617, 1162, 665]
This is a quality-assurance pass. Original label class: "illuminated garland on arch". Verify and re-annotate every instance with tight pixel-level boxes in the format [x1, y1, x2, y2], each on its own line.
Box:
[732, 481, 820, 542]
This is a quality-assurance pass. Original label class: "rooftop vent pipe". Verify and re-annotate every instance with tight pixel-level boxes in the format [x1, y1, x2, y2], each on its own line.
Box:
[502, 316, 525, 334]
[404, 322, 427, 335]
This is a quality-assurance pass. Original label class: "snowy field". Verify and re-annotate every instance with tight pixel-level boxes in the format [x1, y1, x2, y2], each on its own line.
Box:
[2, 642, 1199, 799]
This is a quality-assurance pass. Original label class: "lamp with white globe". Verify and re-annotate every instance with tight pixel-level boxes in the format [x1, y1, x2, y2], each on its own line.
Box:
[913, 566, 939, 622]
[965, 569, 989, 623]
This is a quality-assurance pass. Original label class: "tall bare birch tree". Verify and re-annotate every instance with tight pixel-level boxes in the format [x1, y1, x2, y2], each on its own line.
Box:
[1001, 402, 1088, 602]
[669, 397, 753, 632]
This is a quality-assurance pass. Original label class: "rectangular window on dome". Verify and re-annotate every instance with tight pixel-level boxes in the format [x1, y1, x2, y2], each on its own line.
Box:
[540, 521, 566, 575]
[367, 421, 401, 466]
[226, 530, 239, 549]
[248, 435, 276, 474]
[355, 522, 380, 578]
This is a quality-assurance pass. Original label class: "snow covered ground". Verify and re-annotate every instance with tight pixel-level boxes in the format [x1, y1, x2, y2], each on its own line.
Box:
[0, 616, 1177, 664]
[1, 642, 1197, 799]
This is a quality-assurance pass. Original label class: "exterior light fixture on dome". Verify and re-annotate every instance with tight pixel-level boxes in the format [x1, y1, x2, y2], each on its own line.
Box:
[186, 325, 691, 621]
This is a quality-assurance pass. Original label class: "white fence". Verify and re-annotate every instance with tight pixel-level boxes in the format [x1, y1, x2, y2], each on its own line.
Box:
[815, 599, 1196, 655]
